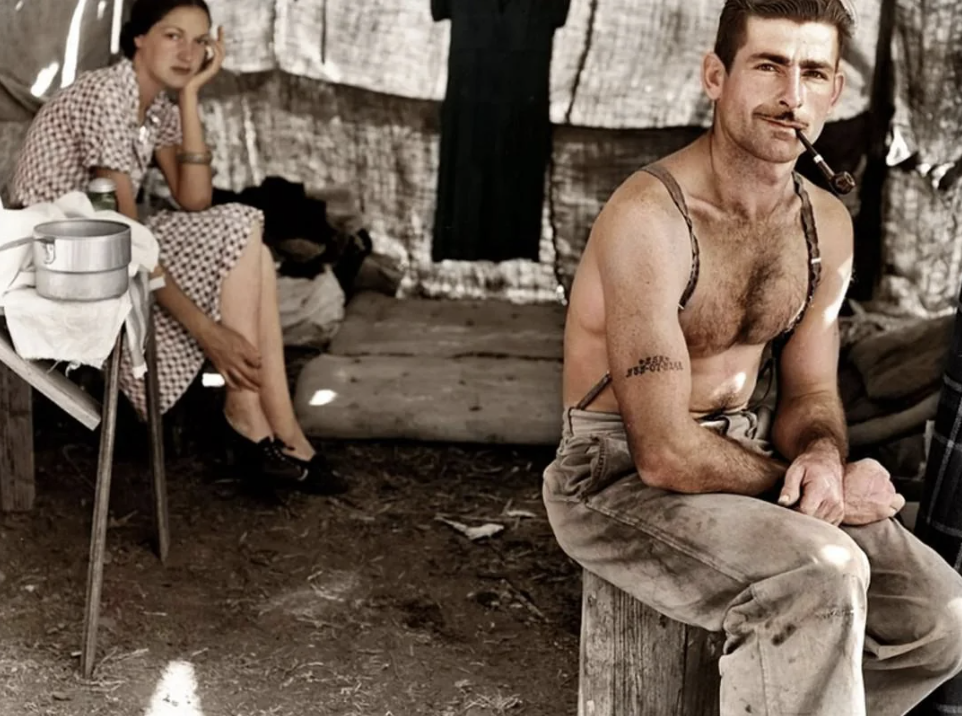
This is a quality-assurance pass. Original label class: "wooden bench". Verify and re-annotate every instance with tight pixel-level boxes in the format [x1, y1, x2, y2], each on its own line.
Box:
[580, 570, 723, 716]
[0, 314, 168, 678]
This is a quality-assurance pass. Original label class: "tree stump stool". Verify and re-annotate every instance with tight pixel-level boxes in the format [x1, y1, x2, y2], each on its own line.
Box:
[580, 570, 723, 716]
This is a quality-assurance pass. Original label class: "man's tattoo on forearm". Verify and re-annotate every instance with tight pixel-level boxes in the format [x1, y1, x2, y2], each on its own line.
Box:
[625, 355, 683, 379]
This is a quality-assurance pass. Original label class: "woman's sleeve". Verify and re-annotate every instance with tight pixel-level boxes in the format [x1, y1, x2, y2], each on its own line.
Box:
[431, 0, 451, 21]
[156, 104, 183, 149]
[78, 82, 134, 174]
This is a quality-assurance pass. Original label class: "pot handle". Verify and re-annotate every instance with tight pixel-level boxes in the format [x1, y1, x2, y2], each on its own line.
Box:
[0, 236, 56, 264]
[0, 235, 34, 253]
[37, 238, 55, 265]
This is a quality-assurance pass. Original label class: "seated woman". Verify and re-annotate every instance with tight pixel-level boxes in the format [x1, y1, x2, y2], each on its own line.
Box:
[11, 0, 346, 496]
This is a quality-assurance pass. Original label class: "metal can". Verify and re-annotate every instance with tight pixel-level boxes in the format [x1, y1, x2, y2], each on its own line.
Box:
[87, 177, 118, 213]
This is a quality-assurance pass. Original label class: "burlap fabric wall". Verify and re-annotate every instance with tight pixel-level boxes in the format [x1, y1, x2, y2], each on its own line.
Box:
[0, 0, 117, 122]
[876, 0, 962, 316]
[0, 0, 118, 196]
[206, 0, 876, 125]
[0, 0, 893, 303]
[198, 0, 882, 301]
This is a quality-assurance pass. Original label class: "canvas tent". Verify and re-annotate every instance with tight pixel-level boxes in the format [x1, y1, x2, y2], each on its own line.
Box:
[0, 0, 958, 315]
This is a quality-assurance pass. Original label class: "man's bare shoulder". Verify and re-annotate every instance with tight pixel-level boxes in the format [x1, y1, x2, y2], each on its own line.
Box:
[802, 178, 852, 241]
[592, 169, 691, 258]
[581, 169, 693, 307]
[797, 175, 854, 265]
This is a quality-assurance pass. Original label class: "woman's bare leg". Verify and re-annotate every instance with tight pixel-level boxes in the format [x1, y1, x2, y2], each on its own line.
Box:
[220, 222, 273, 440]
[254, 244, 316, 460]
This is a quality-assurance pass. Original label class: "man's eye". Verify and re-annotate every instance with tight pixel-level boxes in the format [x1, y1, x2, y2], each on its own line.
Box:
[758, 63, 777, 72]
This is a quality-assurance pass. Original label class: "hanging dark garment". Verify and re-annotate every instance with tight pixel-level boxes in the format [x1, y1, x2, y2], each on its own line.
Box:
[431, 0, 570, 262]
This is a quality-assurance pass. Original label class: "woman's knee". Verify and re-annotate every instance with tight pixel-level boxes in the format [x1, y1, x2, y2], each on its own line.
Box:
[249, 217, 263, 244]
[234, 218, 264, 264]
[259, 243, 274, 272]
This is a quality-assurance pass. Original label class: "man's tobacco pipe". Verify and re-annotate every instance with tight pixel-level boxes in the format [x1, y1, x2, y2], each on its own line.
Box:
[796, 129, 856, 195]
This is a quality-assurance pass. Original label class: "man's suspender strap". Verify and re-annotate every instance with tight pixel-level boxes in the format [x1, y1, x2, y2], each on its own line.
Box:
[640, 164, 700, 309]
[792, 171, 822, 310]
[574, 164, 698, 411]
[574, 169, 822, 412]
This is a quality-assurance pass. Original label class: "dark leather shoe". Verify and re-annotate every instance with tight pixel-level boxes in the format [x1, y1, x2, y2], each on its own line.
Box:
[223, 415, 263, 475]
[258, 439, 315, 482]
[270, 442, 349, 495]
[223, 416, 296, 502]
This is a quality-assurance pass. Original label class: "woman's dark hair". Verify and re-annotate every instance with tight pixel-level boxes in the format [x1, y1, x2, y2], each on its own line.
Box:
[119, 0, 212, 59]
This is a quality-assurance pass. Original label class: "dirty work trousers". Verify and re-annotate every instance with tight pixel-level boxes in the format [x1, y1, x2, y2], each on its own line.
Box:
[543, 408, 962, 716]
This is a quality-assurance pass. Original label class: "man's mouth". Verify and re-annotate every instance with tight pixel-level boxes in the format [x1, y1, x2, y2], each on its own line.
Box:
[760, 116, 807, 131]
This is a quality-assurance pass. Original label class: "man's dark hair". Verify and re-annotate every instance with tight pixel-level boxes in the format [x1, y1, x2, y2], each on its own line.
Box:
[714, 0, 854, 70]
[120, 0, 212, 59]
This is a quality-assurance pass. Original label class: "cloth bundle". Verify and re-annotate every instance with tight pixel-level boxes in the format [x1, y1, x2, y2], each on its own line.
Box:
[0, 192, 160, 376]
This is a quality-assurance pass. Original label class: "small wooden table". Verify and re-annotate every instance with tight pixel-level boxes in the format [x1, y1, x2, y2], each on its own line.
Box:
[0, 315, 168, 678]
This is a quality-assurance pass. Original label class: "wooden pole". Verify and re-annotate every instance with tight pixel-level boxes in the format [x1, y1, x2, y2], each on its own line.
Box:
[145, 307, 169, 563]
[0, 363, 34, 512]
[80, 333, 122, 679]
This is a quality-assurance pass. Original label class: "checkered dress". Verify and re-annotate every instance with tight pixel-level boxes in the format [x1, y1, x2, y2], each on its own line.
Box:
[11, 59, 262, 417]
[915, 292, 962, 714]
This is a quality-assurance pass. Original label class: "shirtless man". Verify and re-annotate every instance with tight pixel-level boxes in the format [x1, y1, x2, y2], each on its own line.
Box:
[543, 1, 962, 714]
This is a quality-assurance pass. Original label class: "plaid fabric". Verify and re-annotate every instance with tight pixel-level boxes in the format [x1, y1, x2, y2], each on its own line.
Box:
[914, 294, 962, 714]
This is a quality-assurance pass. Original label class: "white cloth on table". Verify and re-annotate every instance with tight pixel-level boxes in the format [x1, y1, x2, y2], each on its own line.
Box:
[0, 191, 160, 376]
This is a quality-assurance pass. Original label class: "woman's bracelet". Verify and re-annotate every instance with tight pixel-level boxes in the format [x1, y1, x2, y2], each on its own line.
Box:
[176, 149, 213, 165]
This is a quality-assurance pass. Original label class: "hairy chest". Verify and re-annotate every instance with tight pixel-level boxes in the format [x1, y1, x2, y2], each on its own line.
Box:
[680, 220, 812, 356]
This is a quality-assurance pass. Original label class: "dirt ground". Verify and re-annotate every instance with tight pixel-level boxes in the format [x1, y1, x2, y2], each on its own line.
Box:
[0, 383, 581, 716]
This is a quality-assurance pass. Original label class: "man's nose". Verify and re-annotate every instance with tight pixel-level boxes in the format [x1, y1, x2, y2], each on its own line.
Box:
[779, 69, 805, 110]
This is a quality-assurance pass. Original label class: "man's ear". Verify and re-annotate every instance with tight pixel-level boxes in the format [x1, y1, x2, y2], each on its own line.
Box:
[702, 52, 726, 101]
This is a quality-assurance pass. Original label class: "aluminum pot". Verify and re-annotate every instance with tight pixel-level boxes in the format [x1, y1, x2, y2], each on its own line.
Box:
[35, 265, 130, 302]
[31, 219, 131, 302]
[33, 219, 131, 273]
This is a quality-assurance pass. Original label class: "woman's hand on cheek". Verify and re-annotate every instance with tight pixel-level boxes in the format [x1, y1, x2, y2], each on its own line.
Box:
[184, 25, 226, 95]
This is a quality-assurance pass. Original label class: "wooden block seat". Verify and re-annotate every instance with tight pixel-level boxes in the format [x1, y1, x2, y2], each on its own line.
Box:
[580, 570, 723, 716]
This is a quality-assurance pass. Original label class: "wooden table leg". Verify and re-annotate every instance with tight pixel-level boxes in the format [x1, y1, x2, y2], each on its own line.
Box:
[80, 333, 122, 679]
[145, 309, 169, 563]
[0, 362, 34, 512]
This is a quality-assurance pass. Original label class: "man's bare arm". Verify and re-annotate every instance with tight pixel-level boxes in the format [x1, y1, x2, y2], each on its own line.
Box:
[597, 175, 786, 495]
[771, 192, 904, 525]
[771, 193, 853, 463]
[769, 190, 853, 524]
[774, 384, 847, 461]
